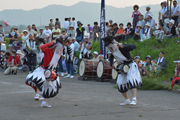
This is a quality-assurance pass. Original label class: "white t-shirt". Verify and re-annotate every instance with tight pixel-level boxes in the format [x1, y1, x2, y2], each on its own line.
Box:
[64, 21, 69, 29]
[159, 8, 164, 20]
[43, 29, 52, 36]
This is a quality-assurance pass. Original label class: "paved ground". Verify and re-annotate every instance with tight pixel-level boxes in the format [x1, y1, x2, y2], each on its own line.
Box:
[0, 70, 180, 120]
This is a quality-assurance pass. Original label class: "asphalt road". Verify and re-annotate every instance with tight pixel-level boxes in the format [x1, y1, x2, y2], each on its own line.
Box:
[0, 70, 180, 120]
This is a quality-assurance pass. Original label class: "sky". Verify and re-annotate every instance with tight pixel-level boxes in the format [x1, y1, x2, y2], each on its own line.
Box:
[0, 0, 164, 11]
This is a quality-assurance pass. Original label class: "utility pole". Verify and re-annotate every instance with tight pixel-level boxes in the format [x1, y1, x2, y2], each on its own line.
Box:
[170, 0, 172, 20]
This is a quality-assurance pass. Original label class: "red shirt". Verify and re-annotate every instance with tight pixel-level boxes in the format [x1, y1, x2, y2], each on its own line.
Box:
[8, 55, 20, 65]
[116, 28, 125, 34]
[40, 42, 54, 68]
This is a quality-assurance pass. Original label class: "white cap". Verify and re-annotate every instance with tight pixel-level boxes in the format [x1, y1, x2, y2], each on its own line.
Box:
[99, 54, 104, 57]
[93, 51, 98, 55]
[169, 19, 175, 24]
[134, 55, 140, 59]
[146, 6, 151, 9]
[107, 51, 111, 54]
[174, 60, 180, 63]
[148, 13, 153, 18]
[84, 35, 89, 39]
[145, 22, 151, 27]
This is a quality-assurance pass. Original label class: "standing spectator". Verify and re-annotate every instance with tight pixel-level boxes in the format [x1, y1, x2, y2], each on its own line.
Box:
[4, 50, 20, 75]
[115, 23, 125, 42]
[52, 24, 61, 40]
[132, 5, 141, 29]
[68, 17, 72, 29]
[55, 18, 61, 29]
[106, 25, 114, 36]
[21, 30, 29, 49]
[72, 17, 76, 28]
[162, 19, 176, 41]
[144, 6, 152, 23]
[88, 24, 93, 38]
[171, 0, 179, 26]
[73, 52, 79, 73]
[14, 28, 20, 37]
[147, 13, 156, 30]
[32, 24, 37, 32]
[93, 22, 100, 42]
[43, 26, 52, 43]
[79, 35, 92, 59]
[122, 22, 134, 41]
[159, 2, 164, 25]
[162, 1, 170, 22]
[0, 25, 5, 37]
[142, 22, 152, 41]
[36, 28, 49, 43]
[64, 18, 69, 31]
[67, 25, 75, 38]
[76, 22, 85, 43]
[72, 37, 80, 52]
[12, 37, 21, 51]
[133, 24, 142, 41]
[64, 37, 74, 78]
[113, 23, 119, 36]
[9, 28, 18, 52]
[105, 22, 110, 33]
[23, 34, 37, 73]
[49, 19, 55, 30]
[136, 15, 145, 33]
[28, 25, 37, 37]
[109, 20, 113, 25]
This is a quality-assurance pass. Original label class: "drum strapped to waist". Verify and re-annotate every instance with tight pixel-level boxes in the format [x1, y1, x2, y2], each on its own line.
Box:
[44, 69, 58, 81]
[116, 63, 130, 74]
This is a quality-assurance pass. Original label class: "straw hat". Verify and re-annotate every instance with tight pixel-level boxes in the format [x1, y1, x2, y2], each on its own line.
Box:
[145, 22, 151, 27]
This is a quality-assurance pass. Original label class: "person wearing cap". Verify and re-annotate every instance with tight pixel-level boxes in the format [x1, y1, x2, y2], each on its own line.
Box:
[161, 19, 176, 41]
[16, 50, 24, 66]
[49, 19, 55, 30]
[52, 24, 61, 40]
[55, 18, 61, 29]
[73, 52, 79, 73]
[67, 25, 75, 38]
[133, 24, 142, 41]
[115, 23, 125, 42]
[21, 30, 29, 49]
[72, 37, 80, 52]
[43, 25, 52, 43]
[144, 6, 152, 23]
[64, 37, 75, 79]
[147, 13, 156, 30]
[171, 0, 180, 26]
[76, 22, 85, 42]
[122, 22, 134, 41]
[142, 22, 153, 41]
[93, 22, 100, 42]
[28, 25, 37, 37]
[92, 51, 99, 62]
[64, 18, 69, 31]
[109, 20, 113, 25]
[143, 55, 155, 76]
[4, 50, 20, 75]
[79, 35, 92, 59]
[168, 60, 180, 91]
[132, 5, 141, 29]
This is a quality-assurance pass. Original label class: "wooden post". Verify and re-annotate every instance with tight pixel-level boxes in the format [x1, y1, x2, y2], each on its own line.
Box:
[170, 0, 172, 20]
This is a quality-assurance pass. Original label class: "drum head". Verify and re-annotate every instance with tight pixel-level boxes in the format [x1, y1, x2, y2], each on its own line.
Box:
[79, 60, 85, 76]
[112, 61, 118, 80]
[44, 69, 51, 79]
[97, 61, 104, 78]
[123, 65, 129, 74]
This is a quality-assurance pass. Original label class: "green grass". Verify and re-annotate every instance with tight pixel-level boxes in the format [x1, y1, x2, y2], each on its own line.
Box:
[91, 37, 180, 90]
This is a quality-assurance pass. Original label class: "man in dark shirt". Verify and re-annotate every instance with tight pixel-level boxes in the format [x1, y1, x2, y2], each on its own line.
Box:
[55, 18, 61, 29]
[76, 22, 85, 43]
[122, 22, 134, 41]
[113, 23, 119, 36]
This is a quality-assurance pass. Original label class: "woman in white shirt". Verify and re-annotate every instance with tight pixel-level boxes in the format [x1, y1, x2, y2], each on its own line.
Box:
[21, 30, 29, 49]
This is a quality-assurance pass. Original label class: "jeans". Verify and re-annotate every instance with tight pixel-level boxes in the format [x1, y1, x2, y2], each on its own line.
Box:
[93, 37, 99, 42]
[133, 34, 140, 41]
[27, 54, 36, 71]
[122, 35, 132, 41]
[56, 59, 64, 73]
[66, 62, 74, 75]
[170, 77, 180, 84]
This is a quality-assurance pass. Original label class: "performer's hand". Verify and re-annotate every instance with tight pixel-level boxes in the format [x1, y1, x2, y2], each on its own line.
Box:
[112, 65, 116, 70]
[168, 87, 172, 91]
[51, 39, 56, 45]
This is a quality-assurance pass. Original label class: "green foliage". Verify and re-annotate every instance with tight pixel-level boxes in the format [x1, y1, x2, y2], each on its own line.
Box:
[4, 38, 9, 49]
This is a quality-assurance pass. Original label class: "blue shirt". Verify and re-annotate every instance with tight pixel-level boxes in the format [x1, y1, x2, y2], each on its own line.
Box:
[0, 28, 4, 33]
[74, 41, 80, 52]
[172, 5, 180, 16]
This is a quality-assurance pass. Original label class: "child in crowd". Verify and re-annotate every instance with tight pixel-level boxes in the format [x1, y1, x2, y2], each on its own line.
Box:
[143, 55, 155, 76]
[134, 55, 144, 75]
[154, 23, 166, 41]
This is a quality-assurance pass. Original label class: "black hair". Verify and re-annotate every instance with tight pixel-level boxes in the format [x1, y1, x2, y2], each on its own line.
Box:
[5, 52, 10, 56]
[14, 28, 18, 30]
[94, 22, 98, 25]
[62, 30, 66, 33]
[113, 23, 118, 26]
[160, 51, 164, 54]
[56, 18, 59, 21]
[0, 24, 2, 27]
[32, 24, 35, 26]
[160, 23, 164, 27]
[106, 22, 109, 26]
[72, 17, 75, 20]
[50, 19, 53, 21]
[88, 24, 90, 26]
[161, 2, 164, 5]
[119, 23, 123, 26]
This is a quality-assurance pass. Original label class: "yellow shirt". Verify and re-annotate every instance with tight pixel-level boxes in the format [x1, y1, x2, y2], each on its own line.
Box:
[52, 28, 61, 38]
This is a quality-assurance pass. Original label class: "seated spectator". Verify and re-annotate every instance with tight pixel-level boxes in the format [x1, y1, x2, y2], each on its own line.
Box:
[142, 22, 152, 41]
[4, 50, 20, 75]
[72, 37, 80, 52]
[36, 28, 49, 43]
[52, 24, 61, 40]
[115, 23, 125, 42]
[93, 22, 100, 42]
[143, 55, 155, 76]
[73, 53, 79, 73]
[155, 52, 167, 76]
[168, 60, 180, 91]
[133, 24, 142, 41]
[9, 28, 18, 51]
[99, 55, 105, 61]
[132, 5, 141, 29]
[106, 25, 114, 36]
[28, 25, 37, 37]
[3, 52, 10, 69]
[134, 55, 143, 75]
[155, 23, 166, 40]
[67, 25, 75, 38]
[162, 19, 176, 41]
[16, 50, 25, 67]
[147, 13, 156, 30]
[122, 22, 134, 41]
[136, 15, 145, 33]
[21, 30, 29, 49]
[92, 51, 99, 62]
[176, 23, 180, 43]
[0, 24, 5, 37]
[12, 37, 21, 51]
[113, 23, 119, 37]
[106, 52, 111, 61]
